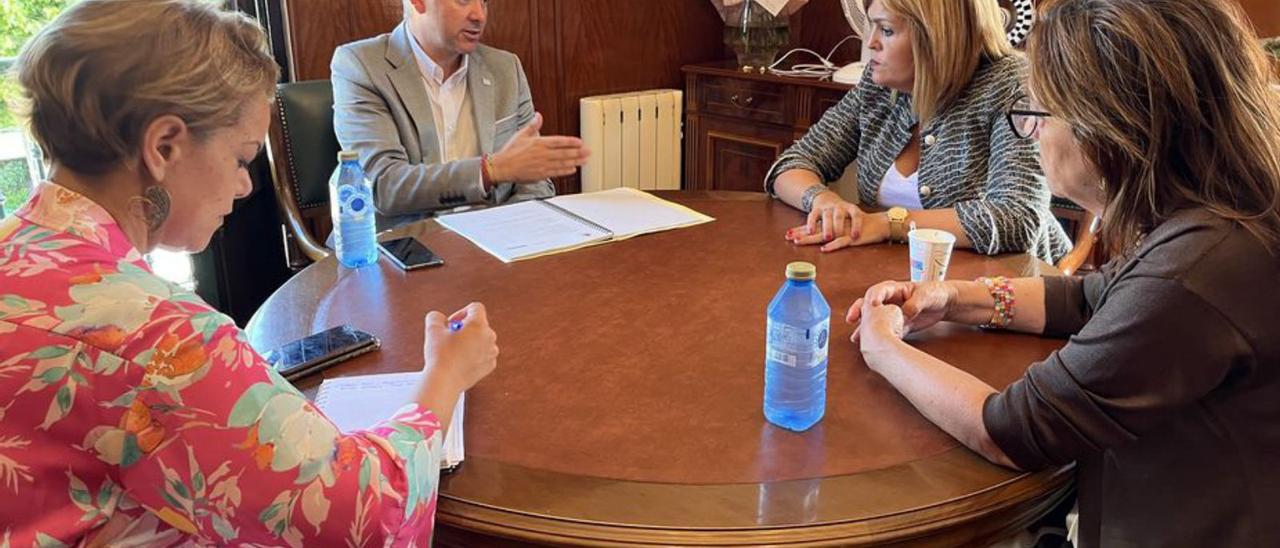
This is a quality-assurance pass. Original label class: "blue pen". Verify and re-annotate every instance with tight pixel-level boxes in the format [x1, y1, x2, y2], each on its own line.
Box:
[449, 320, 463, 332]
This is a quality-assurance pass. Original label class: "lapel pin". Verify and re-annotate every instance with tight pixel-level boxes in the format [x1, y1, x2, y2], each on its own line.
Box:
[482, 77, 492, 86]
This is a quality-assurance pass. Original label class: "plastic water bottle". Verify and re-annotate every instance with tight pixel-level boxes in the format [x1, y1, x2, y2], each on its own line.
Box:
[330, 151, 377, 268]
[764, 261, 831, 431]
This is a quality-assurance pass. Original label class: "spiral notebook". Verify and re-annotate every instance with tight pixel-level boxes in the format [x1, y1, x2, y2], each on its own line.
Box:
[315, 372, 465, 470]
[436, 187, 714, 262]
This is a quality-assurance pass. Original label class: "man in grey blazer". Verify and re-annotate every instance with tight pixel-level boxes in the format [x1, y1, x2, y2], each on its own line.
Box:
[331, 0, 589, 230]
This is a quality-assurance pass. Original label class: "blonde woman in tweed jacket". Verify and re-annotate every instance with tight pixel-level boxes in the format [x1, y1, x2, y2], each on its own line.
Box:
[768, 0, 1069, 263]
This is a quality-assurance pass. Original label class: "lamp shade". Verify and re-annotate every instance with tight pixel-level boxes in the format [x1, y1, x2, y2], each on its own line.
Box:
[708, 0, 810, 22]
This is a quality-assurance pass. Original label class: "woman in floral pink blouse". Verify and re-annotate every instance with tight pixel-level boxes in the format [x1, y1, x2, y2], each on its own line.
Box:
[0, 1, 498, 545]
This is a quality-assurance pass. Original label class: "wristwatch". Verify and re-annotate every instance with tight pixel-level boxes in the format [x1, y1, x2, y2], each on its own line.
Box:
[887, 207, 910, 243]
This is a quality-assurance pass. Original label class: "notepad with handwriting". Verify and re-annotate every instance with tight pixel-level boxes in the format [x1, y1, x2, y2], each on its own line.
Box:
[315, 372, 464, 470]
[436, 187, 714, 262]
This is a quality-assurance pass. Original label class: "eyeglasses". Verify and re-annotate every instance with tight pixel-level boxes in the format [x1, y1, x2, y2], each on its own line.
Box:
[1007, 94, 1052, 139]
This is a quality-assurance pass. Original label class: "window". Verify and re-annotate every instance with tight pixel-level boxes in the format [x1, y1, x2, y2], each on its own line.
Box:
[2, 0, 194, 289]
[1, 0, 77, 218]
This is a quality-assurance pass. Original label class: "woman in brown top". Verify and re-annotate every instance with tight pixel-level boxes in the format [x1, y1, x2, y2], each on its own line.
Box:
[846, 0, 1280, 545]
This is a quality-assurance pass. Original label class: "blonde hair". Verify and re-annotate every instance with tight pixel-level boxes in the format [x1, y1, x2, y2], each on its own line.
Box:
[14, 0, 279, 176]
[880, 0, 1013, 123]
[1028, 0, 1280, 253]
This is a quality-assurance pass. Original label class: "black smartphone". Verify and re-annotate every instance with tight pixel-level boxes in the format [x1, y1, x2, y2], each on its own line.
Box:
[379, 237, 444, 270]
[263, 325, 380, 381]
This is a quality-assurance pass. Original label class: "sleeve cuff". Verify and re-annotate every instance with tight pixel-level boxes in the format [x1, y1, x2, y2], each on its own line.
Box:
[953, 200, 999, 255]
[460, 157, 489, 204]
[764, 156, 822, 197]
[982, 389, 1050, 471]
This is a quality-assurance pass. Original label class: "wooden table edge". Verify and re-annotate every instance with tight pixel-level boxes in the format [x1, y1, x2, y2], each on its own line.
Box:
[436, 457, 1074, 546]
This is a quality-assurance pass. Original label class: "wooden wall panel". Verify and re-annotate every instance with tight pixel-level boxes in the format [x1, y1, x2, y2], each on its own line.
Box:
[533, 4, 563, 137]
[482, 0, 537, 62]
[484, 1, 562, 138]
[791, 0, 860, 66]
[553, 0, 725, 187]
[283, 0, 400, 81]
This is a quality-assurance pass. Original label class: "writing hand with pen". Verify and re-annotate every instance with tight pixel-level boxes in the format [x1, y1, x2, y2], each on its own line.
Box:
[415, 302, 499, 432]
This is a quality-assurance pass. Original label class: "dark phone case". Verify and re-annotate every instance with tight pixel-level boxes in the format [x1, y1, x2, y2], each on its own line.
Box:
[379, 237, 444, 271]
[265, 326, 380, 380]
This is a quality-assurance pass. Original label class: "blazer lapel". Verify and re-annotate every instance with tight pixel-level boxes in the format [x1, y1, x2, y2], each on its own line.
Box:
[468, 51, 496, 155]
[386, 24, 440, 160]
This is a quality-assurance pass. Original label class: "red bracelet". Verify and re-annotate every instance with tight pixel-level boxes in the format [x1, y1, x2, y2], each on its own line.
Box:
[976, 276, 1015, 329]
[480, 154, 494, 188]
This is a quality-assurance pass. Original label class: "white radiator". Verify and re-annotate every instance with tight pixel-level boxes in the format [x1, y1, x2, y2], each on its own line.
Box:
[579, 89, 683, 192]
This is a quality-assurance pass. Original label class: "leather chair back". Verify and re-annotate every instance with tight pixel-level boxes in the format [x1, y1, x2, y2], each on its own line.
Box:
[266, 80, 339, 266]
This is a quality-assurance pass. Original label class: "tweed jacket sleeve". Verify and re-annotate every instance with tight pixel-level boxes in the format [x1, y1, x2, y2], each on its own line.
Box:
[948, 62, 1058, 257]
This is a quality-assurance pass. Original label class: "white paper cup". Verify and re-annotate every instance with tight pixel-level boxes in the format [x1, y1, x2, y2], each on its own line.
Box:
[908, 228, 956, 282]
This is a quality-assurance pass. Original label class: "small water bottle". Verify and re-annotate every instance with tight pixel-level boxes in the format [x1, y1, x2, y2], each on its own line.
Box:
[764, 261, 831, 431]
[330, 151, 377, 268]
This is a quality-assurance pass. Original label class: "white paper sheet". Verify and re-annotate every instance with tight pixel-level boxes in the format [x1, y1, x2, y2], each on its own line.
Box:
[548, 187, 714, 240]
[436, 188, 714, 262]
[315, 372, 465, 469]
[436, 200, 611, 262]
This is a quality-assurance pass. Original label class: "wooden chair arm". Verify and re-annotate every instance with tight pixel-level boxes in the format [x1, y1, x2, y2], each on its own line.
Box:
[266, 118, 330, 264]
[1056, 212, 1100, 276]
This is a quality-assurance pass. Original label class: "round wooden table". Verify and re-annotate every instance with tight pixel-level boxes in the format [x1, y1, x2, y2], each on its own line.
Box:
[247, 191, 1072, 547]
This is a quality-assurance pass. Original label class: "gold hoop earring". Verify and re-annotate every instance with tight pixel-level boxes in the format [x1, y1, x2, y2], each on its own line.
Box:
[133, 185, 171, 233]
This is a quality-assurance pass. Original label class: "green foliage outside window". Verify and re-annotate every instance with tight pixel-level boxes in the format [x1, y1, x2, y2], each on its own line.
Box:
[1, 0, 79, 211]
[2, 0, 79, 128]
[1, 158, 29, 213]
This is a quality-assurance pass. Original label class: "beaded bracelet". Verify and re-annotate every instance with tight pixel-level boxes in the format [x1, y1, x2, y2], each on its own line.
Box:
[976, 276, 1015, 329]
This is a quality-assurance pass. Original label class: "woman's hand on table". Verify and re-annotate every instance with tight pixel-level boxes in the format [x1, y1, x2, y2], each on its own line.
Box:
[847, 281, 956, 345]
[785, 194, 889, 252]
[852, 301, 907, 367]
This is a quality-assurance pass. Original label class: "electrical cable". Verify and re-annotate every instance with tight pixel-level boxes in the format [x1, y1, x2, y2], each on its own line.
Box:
[766, 34, 858, 79]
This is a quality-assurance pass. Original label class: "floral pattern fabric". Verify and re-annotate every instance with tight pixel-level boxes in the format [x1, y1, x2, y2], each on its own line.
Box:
[0, 183, 444, 547]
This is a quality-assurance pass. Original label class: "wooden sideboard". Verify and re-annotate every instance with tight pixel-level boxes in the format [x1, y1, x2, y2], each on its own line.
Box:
[682, 61, 853, 192]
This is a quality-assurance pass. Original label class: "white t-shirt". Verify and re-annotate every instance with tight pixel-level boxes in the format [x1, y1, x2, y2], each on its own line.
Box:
[877, 164, 923, 210]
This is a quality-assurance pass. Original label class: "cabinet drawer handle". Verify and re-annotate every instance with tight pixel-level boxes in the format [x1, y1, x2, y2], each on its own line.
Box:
[730, 94, 755, 109]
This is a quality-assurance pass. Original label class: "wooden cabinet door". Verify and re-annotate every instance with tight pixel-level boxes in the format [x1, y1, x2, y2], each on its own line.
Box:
[694, 116, 795, 192]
